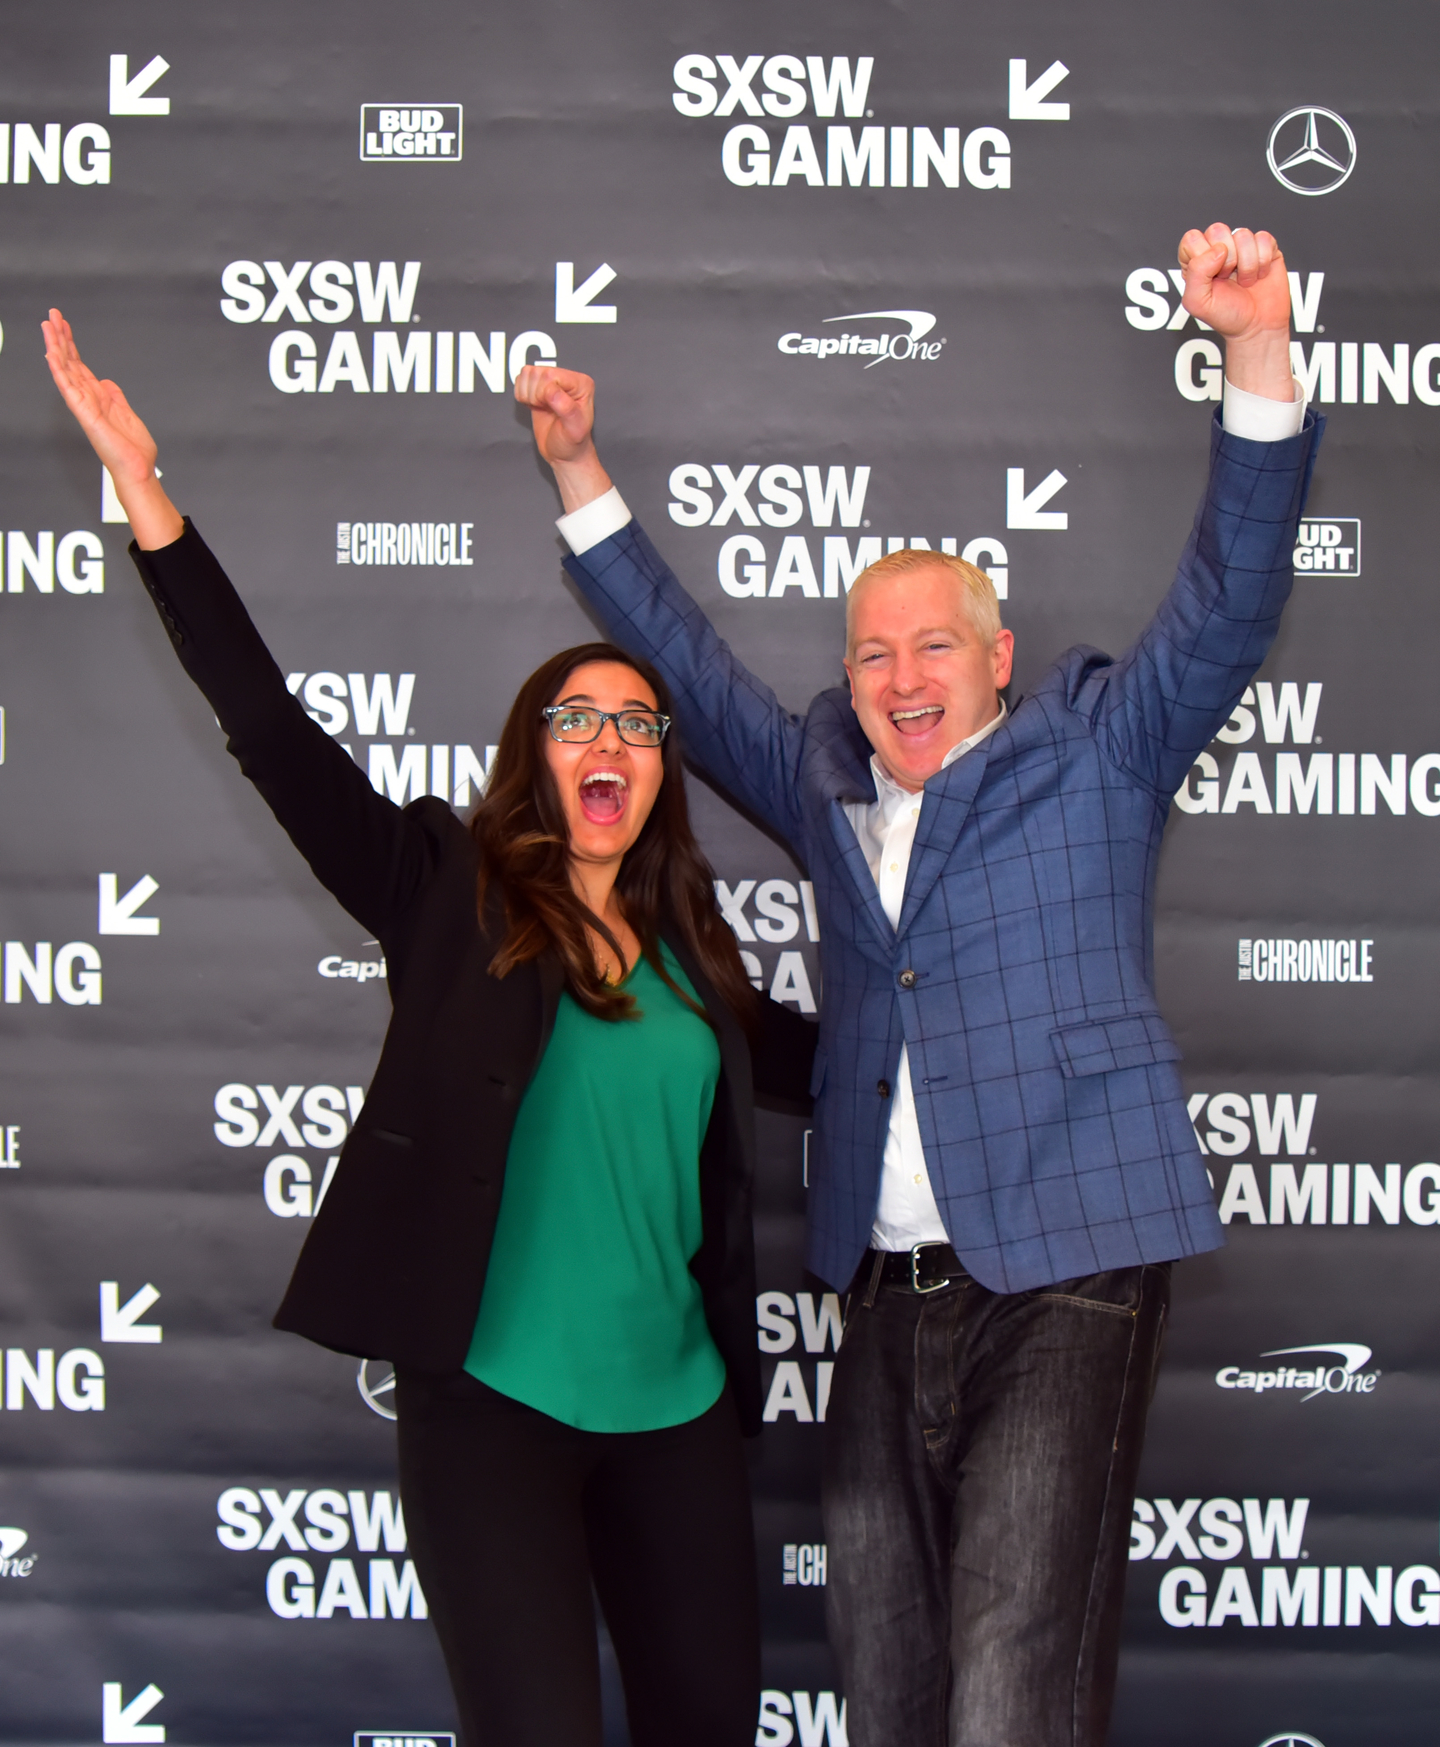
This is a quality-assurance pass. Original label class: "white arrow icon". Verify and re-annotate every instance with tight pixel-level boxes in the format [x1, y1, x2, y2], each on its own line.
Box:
[109, 55, 171, 117]
[1008, 58, 1070, 121]
[0, 1528, 27, 1558]
[99, 874, 160, 936]
[556, 261, 617, 324]
[1007, 468, 1069, 530]
[102, 1683, 165, 1744]
[101, 1282, 163, 1344]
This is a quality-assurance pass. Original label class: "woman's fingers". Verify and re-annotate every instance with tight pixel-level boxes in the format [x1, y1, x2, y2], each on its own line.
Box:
[44, 309, 83, 377]
[42, 309, 98, 407]
[43, 311, 112, 423]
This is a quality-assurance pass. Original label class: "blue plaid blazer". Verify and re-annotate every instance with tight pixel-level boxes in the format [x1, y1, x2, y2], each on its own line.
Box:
[564, 410, 1323, 1293]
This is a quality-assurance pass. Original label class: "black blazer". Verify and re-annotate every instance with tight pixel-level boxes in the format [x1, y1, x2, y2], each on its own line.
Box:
[130, 522, 815, 1435]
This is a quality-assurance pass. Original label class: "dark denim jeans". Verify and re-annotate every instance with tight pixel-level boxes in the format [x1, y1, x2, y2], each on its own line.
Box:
[822, 1260, 1170, 1747]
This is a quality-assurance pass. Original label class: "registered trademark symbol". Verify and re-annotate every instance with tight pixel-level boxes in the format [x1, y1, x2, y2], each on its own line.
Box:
[863, 519, 871, 528]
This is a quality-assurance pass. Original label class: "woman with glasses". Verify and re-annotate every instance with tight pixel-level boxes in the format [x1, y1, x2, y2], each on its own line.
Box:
[44, 311, 814, 1747]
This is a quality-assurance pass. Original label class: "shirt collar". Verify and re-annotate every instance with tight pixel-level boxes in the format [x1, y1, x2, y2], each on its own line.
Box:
[869, 699, 1007, 804]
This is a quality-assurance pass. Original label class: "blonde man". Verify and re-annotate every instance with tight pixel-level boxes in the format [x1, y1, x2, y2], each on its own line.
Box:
[519, 223, 1319, 1747]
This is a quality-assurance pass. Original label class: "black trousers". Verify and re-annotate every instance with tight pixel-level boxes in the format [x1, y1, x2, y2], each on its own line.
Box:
[395, 1368, 760, 1747]
[823, 1260, 1170, 1747]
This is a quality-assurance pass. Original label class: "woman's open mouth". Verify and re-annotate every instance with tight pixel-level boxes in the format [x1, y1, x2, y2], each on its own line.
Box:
[579, 769, 629, 824]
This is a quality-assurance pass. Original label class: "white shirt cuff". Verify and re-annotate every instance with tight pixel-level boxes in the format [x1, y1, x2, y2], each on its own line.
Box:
[1222, 375, 1306, 442]
[556, 486, 633, 555]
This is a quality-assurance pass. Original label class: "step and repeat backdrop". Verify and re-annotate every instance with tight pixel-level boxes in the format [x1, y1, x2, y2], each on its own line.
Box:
[1, 2, 1437, 1744]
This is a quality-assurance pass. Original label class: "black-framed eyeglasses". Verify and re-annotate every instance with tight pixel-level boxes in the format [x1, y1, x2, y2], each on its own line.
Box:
[542, 705, 671, 747]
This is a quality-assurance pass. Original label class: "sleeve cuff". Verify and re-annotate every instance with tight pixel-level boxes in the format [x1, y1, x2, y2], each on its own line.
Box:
[1222, 375, 1307, 442]
[556, 487, 633, 555]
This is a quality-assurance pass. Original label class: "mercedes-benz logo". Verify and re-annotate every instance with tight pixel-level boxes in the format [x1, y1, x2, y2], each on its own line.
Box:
[1267, 107, 1356, 196]
[357, 1358, 397, 1420]
[1258, 1733, 1326, 1747]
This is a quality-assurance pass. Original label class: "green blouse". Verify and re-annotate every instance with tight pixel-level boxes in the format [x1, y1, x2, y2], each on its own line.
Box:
[464, 945, 727, 1432]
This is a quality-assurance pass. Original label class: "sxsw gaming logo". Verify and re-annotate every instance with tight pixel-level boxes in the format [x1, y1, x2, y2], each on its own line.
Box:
[1266, 107, 1355, 196]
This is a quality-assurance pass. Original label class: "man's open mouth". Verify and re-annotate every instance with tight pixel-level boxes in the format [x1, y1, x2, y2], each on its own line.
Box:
[579, 769, 629, 823]
[890, 705, 944, 737]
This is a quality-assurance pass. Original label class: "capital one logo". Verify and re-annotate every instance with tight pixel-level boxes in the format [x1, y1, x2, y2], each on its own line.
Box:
[0, 1526, 34, 1576]
[1267, 107, 1356, 196]
[1215, 1343, 1380, 1401]
[1258, 1736, 1326, 1747]
[777, 309, 946, 368]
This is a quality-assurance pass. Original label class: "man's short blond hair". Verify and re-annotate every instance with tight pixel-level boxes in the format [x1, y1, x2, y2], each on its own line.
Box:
[845, 548, 1003, 656]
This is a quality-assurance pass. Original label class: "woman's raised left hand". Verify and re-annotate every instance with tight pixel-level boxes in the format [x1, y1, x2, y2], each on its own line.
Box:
[42, 309, 184, 549]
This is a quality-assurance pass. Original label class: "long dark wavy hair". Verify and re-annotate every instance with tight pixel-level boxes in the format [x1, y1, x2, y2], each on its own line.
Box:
[470, 642, 758, 1026]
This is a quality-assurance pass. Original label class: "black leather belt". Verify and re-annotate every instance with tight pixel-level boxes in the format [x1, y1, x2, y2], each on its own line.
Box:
[865, 1242, 967, 1294]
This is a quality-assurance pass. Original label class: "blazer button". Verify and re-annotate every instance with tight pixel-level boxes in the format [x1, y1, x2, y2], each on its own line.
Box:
[877, 1079, 891, 1098]
[898, 969, 917, 989]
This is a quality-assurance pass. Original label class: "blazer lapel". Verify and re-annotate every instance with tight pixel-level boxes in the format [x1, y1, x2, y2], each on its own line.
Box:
[533, 950, 566, 1072]
[824, 797, 896, 955]
[807, 686, 898, 957]
[895, 732, 995, 939]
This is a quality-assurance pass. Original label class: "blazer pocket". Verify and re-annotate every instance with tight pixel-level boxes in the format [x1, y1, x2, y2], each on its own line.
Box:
[1049, 1013, 1182, 1080]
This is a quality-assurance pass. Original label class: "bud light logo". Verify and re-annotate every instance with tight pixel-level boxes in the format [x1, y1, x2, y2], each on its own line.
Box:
[355, 1736, 455, 1747]
[1293, 517, 1360, 575]
[359, 106, 462, 162]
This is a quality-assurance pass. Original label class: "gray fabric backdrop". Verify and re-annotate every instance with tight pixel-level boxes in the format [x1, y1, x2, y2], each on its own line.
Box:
[0, 4, 1435, 1744]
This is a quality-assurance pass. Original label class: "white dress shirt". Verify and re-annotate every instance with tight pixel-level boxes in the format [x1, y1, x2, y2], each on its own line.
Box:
[557, 376, 1309, 1253]
[844, 712, 1006, 1248]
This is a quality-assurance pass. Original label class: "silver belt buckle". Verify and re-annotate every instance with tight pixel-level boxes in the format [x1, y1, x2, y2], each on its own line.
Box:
[910, 1242, 951, 1294]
